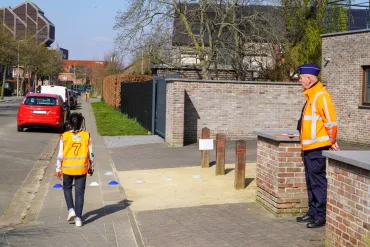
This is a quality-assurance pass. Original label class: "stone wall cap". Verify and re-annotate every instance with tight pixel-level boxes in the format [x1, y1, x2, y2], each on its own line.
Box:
[165, 78, 300, 86]
[254, 130, 300, 142]
[321, 29, 370, 38]
[323, 151, 370, 171]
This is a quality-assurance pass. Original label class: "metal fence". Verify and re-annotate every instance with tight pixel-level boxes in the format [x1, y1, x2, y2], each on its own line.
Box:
[120, 80, 153, 131]
[326, 0, 370, 32]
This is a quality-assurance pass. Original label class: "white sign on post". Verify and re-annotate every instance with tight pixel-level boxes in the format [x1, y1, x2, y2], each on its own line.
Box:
[199, 139, 214, 150]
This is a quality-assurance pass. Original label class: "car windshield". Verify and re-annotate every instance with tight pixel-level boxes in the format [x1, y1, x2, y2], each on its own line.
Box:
[24, 96, 57, 106]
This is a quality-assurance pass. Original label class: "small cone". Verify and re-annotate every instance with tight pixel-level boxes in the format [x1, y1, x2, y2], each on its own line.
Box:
[53, 183, 63, 188]
[89, 182, 99, 187]
[108, 180, 119, 185]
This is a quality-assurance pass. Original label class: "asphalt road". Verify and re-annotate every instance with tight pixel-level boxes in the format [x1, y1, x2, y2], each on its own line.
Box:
[0, 98, 57, 217]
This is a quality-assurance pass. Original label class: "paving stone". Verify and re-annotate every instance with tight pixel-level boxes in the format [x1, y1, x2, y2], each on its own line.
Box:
[135, 203, 325, 247]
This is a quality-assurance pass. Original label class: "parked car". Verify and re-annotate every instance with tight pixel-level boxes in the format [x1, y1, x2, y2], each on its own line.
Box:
[40, 85, 70, 112]
[73, 89, 81, 96]
[17, 93, 68, 133]
[68, 89, 78, 110]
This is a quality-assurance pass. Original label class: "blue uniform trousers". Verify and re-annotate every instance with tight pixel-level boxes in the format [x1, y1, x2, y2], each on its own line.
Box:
[303, 146, 329, 222]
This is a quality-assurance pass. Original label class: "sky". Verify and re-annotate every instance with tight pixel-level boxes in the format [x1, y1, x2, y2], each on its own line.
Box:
[2, 0, 127, 60]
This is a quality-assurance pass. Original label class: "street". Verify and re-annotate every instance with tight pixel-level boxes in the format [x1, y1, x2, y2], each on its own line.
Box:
[0, 99, 58, 217]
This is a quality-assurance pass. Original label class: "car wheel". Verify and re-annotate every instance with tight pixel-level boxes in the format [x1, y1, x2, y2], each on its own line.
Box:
[17, 125, 23, 132]
[57, 118, 65, 134]
[57, 124, 65, 134]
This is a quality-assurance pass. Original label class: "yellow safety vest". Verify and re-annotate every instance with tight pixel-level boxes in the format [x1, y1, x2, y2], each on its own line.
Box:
[62, 131, 90, 175]
[300, 82, 338, 151]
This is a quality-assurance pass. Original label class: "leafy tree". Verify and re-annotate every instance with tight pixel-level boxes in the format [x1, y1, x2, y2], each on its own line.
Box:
[18, 37, 63, 93]
[19, 36, 42, 93]
[0, 32, 17, 99]
[39, 49, 64, 81]
[280, 0, 327, 73]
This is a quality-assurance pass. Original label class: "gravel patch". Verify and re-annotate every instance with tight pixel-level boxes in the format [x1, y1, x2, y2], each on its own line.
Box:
[104, 135, 164, 148]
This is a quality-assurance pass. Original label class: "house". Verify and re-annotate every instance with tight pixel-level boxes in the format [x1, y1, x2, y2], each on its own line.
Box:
[58, 60, 108, 85]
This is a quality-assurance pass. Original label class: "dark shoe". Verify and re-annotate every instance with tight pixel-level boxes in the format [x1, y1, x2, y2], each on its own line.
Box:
[296, 214, 314, 223]
[307, 219, 326, 228]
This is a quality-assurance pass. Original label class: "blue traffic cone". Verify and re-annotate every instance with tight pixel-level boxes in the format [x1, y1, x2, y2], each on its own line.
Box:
[108, 180, 119, 185]
[53, 183, 63, 188]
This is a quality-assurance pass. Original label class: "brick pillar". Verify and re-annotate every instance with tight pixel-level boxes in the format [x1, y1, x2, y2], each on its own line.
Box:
[165, 81, 185, 147]
[325, 158, 370, 247]
[256, 136, 307, 216]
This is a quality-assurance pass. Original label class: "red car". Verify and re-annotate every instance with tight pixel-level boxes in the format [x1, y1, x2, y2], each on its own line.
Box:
[17, 93, 67, 133]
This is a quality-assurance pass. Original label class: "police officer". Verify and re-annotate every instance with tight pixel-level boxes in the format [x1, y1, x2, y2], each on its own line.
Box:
[295, 64, 339, 228]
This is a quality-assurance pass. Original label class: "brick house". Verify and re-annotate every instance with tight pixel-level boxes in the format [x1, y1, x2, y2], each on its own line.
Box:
[58, 60, 108, 85]
[322, 29, 370, 146]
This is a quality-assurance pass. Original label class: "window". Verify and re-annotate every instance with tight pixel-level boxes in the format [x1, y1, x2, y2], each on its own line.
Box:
[24, 97, 57, 106]
[363, 67, 370, 105]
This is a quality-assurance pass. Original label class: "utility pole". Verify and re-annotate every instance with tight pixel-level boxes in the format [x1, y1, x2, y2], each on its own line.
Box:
[17, 42, 19, 97]
[74, 64, 76, 86]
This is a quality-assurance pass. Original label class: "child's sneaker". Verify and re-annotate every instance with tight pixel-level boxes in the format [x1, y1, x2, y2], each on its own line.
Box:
[75, 217, 83, 227]
[67, 208, 76, 221]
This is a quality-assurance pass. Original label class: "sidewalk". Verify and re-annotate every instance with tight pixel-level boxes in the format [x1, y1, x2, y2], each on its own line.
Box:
[0, 98, 139, 247]
[0, 96, 23, 103]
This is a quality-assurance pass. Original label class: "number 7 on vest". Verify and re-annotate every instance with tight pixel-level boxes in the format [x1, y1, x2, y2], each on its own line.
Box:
[72, 143, 81, 156]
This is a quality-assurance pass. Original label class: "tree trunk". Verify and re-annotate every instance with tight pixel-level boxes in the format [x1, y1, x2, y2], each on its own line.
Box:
[1, 66, 7, 100]
[20, 78, 24, 96]
[201, 61, 209, 80]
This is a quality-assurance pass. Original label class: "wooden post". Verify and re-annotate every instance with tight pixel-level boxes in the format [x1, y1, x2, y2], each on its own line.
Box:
[201, 127, 210, 168]
[234, 140, 246, 190]
[216, 133, 226, 175]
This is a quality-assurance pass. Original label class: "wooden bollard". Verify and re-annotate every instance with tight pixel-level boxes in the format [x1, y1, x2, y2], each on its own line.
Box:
[216, 133, 226, 175]
[201, 127, 210, 168]
[234, 140, 246, 190]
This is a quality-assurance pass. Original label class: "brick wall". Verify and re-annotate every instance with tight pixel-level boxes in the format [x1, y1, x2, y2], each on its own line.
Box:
[322, 30, 370, 146]
[103, 74, 152, 108]
[165, 79, 304, 147]
[326, 159, 370, 247]
[256, 137, 308, 215]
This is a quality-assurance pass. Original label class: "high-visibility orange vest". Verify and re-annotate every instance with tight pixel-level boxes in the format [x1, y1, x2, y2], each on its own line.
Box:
[300, 82, 338, 151]
[62, 131, 90, 175]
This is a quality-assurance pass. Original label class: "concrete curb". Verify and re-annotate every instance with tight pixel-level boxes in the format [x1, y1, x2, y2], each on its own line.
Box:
[0, 136, 59, 229]
[0, 99, 15, 103]
[0, 97, 22, 103]
[109, 158, 145, 247]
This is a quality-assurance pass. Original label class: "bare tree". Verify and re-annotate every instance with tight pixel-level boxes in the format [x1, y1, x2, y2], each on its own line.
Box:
[105, 52, 125, 75]
[115, 0, 287, 80]
[115, 0, 269, 79]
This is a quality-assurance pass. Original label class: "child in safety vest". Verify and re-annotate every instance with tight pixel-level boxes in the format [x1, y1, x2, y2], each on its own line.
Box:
[85, 91, 90, 102]
[56, 112, 94, 227]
